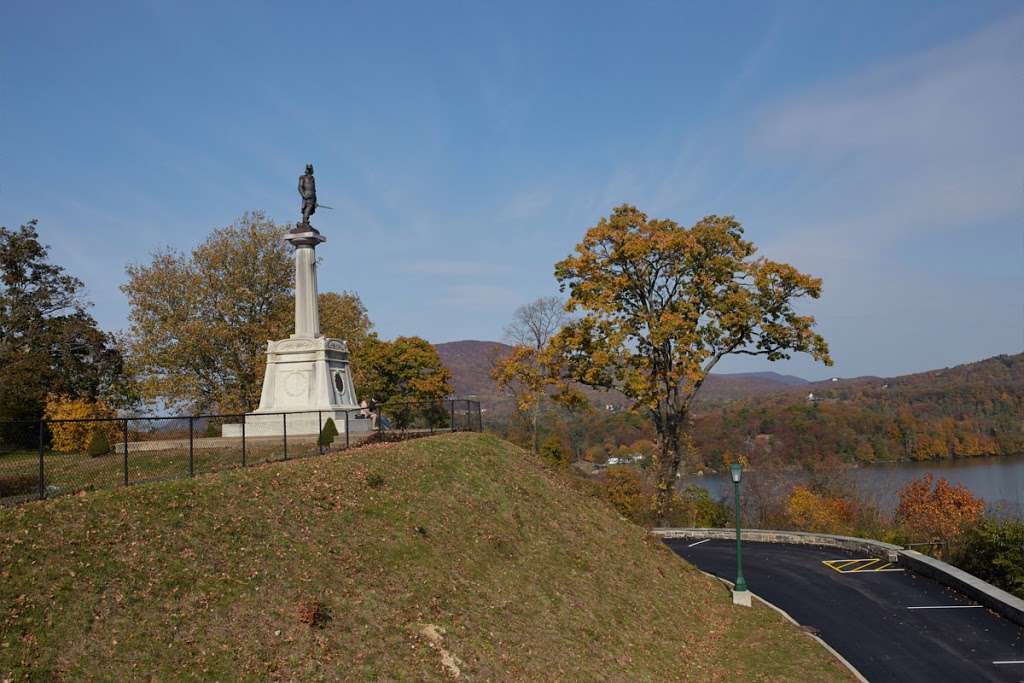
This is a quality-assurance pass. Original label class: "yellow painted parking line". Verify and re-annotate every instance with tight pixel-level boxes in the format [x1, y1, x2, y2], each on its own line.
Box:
[850, 559, 880, 572]
[822, 558, 905, 574]
[831, 559, 861, 570]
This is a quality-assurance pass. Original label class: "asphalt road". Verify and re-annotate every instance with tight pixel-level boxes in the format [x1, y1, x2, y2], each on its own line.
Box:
[664, 538, 1024, 682]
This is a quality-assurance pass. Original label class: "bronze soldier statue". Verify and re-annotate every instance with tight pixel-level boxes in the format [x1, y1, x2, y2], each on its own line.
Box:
[298, 163, 317, 227]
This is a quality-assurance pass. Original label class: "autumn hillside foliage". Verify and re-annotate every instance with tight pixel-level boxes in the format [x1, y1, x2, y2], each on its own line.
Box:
[692, 353, 1023, 469]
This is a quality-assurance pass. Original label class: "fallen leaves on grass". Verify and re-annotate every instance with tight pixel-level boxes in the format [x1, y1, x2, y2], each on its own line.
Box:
[296, 598, 329, 628]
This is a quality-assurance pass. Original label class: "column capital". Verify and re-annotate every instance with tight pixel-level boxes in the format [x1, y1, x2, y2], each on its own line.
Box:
[285, 230, 327, 248]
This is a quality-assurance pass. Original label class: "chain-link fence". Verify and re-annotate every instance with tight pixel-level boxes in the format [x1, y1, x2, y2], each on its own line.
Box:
[0, 399, 482, 506]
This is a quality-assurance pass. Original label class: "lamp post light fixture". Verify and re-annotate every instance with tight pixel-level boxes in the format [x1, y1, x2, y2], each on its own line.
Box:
[731, 462, 751, 606]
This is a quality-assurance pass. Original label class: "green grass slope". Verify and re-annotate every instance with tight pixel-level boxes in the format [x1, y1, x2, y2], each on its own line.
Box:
[1, 433, 850, 681]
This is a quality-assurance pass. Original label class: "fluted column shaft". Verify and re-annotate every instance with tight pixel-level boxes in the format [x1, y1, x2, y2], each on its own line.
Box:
[294, 244, 320, 337]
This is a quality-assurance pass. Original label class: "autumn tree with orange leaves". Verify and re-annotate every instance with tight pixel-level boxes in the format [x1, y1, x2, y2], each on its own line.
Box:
[895, 474, 984, 543]
[550, 205, 831, 522]
[786, 485, 857, 535]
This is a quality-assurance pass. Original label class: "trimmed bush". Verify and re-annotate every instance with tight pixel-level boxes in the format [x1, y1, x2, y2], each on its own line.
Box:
[318, 418, 339, 448]
[86, 429, 112, 457]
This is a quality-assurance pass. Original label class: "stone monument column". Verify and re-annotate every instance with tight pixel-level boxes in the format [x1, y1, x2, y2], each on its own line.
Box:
[289, 231, 326, 338]
[219, 164, 371, 438]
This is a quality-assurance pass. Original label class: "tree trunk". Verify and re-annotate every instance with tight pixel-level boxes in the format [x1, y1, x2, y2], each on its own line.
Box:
[531, 401, 540, 454]
[654, 411, 686, 525]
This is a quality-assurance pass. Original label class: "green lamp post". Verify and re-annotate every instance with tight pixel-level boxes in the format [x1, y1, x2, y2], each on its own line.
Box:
[731, 462, 750, 605]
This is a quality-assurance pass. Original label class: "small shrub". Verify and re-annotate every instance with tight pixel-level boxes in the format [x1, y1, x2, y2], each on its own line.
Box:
[44, 395, 117, 453]
[366, 472, 385, 488]
[86, 429, 111, 457]
[539, 435, 570, 468]
[664, 485, 728, 528]
[319, 418, 339, 448]
[603, 467, 654, 525]
[954, 518, 1024, 599]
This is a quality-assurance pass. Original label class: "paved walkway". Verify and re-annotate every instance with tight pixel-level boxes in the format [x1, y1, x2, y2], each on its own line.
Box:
[665, 538, 1024, 682]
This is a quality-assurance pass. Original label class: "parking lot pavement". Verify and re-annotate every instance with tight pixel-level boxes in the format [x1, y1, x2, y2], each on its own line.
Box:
[665, 539, 1024, 683]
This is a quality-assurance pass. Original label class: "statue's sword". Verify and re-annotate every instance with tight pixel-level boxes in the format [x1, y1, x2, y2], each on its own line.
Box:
[316, 203, 335, 210]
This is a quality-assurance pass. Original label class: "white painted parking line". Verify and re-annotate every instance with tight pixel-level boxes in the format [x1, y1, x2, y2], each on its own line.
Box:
[993, 660, 1024, 665]
[688, 538, 710, 547]
[906, 605, 982, 610]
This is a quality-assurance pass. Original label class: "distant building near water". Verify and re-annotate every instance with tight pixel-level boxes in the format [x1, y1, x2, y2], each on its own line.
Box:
[607, 454, 644, 466]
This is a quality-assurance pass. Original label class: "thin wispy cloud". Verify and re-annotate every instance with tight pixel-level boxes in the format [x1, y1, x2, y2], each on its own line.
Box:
[738, 11, 1024, 377]
[438, 284, 523, 312]
[753, 11, 1023, 245]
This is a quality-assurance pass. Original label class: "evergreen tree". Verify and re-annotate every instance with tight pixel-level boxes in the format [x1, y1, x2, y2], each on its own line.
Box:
[319, 417, 339, 448]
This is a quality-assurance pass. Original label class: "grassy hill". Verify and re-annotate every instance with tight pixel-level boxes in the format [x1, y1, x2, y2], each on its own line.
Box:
[0, 433, 850, 681]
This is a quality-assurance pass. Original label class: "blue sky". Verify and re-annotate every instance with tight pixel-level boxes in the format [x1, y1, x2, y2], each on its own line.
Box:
[2, 1, 1021, 380]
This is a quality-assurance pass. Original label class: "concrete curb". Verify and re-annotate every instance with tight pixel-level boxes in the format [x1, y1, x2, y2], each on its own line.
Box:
[897, 549, 1024, 627]
[653, 527, 903, 561]
[653, 528, 1024, 628]
[695, 568, 868, 682]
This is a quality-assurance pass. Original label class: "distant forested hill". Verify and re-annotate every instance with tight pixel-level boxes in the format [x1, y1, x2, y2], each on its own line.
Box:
[691, 353, 1024, 468]
[433, 340, 808, 413]
[437, 341, 1022, 468]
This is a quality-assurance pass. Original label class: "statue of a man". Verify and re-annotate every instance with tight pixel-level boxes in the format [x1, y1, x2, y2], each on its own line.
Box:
[298, 163, 317, 226]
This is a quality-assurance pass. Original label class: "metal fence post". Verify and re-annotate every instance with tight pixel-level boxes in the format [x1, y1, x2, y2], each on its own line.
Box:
[345, 411, 349, 449]
[282, 413, 288, 460]
[188, 416, 194, 477]
[241, 418, 246, 467]
[377, 405, 384, 440]
[123, 419, 129, 486]
[37, 421, 45, 500]
[450, 400, 455, 433]
[318, 411, 323, 454]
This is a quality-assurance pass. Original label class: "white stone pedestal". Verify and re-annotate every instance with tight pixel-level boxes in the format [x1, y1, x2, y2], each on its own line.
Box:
[222, 227, 371, 437]
[221, 336, 371, 437]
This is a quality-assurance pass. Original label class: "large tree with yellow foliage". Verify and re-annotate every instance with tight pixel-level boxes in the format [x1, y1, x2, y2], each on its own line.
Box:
[551, 205, 831, 521]
[122, 211, 372, 413]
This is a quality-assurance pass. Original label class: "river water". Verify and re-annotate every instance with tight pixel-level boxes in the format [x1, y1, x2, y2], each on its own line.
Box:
[683, 454, 1024, 518]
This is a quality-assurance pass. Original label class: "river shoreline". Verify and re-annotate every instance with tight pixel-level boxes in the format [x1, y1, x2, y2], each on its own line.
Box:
[683, 452, 1024, 517]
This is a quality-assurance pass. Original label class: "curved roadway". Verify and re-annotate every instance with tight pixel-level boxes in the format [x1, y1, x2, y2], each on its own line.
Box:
[665, 538, 1024, 682]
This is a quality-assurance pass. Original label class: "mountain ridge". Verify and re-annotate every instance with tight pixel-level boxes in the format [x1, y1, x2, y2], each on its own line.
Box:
[433, 340, 812, 410]
[434, 340, 1021, 414]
